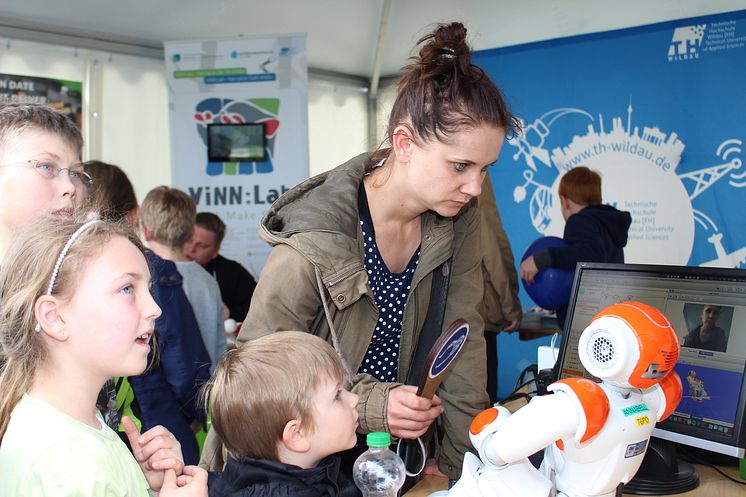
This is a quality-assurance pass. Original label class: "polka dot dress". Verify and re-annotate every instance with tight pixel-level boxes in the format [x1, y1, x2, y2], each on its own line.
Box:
[357, 185, 420, 382]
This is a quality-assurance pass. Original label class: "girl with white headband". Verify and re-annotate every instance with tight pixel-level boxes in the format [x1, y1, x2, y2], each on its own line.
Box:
[0, 216, 207, 496]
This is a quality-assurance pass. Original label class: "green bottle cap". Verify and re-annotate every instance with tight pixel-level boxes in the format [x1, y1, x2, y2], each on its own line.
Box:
[366, 432, 391, 447]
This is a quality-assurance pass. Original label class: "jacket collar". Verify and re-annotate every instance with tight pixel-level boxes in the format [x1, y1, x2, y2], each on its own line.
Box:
[259, 152, 458, 308]
[210, 455, 345, 496]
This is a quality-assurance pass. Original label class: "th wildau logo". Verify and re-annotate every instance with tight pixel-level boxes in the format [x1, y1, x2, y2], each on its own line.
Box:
[668, 24, 706, 61]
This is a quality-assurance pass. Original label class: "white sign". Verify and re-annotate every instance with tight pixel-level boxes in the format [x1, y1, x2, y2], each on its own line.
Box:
[164, 35, 309, 275]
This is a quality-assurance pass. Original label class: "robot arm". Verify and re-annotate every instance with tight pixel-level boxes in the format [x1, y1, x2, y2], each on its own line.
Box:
[471, 378, 609, 467]
[641, 370, 683, 422]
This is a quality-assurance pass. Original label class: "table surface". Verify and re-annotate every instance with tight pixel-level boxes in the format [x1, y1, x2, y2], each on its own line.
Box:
[517, 310, 561, 340]
[403, 463, 745, 496]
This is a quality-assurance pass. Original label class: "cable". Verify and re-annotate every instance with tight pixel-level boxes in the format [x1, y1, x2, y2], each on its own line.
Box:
[514, 364, 538, 391]
[512, 375, 538, 395]
[678, 446, 746, 485]
[549, 332, 560, 363]
[710, 465, 746, 485]
[395, 436, 427, 477]
[501, 358, 558, 407]
[499, 391, 535, 406]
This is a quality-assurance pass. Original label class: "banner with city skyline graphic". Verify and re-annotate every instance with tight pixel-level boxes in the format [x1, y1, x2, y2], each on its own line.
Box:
[475, 9, 746, 308]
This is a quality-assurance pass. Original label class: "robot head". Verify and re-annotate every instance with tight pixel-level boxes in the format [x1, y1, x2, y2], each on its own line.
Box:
[578, 302, 680, 389]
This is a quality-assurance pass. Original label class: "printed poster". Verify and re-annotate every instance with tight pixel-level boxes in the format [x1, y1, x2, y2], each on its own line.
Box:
[0, 73, 83, 129]
[164, 36, 309, 276]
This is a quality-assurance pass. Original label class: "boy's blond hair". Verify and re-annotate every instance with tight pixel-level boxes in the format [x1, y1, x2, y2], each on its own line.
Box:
[558, 166, 602, 206]
[0, 103, 84, 155]
[139, 186, 196, 247]
[209, 331, 346, 461]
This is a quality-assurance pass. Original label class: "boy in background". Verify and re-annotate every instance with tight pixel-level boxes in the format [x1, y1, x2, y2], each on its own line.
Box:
[185, 212, 257, 322]
[0, 103, 87, 260]
[140, 186, 226, 370]
[520, 166, 631, 326]
[206, 331, 360, 497]
[0, 103, 87, 377]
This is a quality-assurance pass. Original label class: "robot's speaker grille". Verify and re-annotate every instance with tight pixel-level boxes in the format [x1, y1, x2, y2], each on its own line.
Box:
[662, 351, 677, 370]
[589, 332, 616, 369]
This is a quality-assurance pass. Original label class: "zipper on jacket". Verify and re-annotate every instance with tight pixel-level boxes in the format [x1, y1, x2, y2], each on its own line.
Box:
[325, 263, 364, 287]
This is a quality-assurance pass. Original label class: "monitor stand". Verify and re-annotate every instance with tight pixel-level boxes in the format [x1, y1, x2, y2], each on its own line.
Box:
[623, 438, 699, 495]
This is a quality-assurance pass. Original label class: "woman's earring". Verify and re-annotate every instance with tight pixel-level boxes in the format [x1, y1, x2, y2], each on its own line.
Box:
[34, 323, 41, 333]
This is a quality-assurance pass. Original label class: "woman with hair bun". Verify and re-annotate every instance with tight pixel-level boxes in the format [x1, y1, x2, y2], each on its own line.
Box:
[201, 22, 519, 479]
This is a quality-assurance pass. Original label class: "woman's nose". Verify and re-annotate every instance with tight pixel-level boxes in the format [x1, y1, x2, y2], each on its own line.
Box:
[461, 173, 483, 197]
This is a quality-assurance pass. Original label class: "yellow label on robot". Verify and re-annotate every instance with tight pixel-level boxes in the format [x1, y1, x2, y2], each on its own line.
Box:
[635, 415, 650, 427]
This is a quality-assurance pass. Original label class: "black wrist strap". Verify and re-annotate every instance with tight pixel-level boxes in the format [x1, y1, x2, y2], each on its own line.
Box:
[405, 258, 453, 386]
[399, 258, 452, 494]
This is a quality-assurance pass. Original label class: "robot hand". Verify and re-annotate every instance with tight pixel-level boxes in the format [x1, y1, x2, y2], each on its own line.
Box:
[430, 406, 553, 497]
[468, 405, 513, 467]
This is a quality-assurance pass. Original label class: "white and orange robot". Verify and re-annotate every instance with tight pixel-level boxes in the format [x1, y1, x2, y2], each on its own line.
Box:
[432, 302, 683, 497]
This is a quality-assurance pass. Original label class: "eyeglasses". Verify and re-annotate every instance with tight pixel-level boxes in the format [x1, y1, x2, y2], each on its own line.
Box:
[4, 159, 93, 187]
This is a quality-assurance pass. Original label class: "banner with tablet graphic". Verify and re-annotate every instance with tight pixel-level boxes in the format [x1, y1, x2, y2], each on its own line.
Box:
[165, 35, 308, 276]
[475, 10, 746, 308]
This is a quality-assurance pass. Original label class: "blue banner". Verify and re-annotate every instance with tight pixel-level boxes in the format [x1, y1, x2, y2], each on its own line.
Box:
[476, 10, 746, 308]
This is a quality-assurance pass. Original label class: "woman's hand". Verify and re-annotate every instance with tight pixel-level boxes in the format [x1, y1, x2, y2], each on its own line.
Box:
[123, 417, 184, 491]
[387, 385, 443, 439]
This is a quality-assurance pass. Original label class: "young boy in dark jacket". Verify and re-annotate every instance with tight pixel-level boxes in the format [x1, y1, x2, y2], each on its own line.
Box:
[520, 166, 632, 326]
[206, 332, 361, 497]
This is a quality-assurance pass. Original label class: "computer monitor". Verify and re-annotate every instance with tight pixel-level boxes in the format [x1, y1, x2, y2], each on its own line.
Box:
[207, 122, 266, 162]
[554, 262, 746, 493]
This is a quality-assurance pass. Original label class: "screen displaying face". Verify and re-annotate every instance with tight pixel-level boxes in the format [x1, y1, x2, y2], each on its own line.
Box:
[556, 263, 746, 457]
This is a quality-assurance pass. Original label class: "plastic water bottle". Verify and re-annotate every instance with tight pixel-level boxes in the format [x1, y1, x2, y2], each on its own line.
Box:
[353, 432, 406, 497]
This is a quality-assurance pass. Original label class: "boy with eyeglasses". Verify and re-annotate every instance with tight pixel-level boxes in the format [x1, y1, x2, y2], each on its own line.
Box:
[0, 103, 91, 260]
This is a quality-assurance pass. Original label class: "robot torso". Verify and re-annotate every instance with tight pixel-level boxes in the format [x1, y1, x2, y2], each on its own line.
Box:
[545, 380, 663, 497]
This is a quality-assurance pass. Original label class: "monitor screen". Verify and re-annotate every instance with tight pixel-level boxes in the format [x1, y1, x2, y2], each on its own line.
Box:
[554, 262, 746, 458]
[207, 123, 266, 162]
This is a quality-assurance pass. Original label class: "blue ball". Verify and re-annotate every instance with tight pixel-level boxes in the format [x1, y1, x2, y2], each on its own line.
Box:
[521, 236, 574, 310]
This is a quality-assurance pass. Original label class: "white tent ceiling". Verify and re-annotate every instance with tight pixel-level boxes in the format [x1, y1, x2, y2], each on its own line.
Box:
[1, 0, 744, 82]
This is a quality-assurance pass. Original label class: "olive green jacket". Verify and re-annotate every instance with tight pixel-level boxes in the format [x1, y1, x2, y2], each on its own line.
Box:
[480, 173, 522, 332]
[200, 153, 489, 477]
